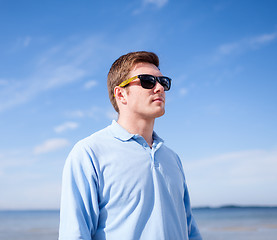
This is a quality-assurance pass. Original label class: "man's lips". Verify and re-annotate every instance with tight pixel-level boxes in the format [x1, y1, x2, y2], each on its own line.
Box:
[153, 96, 165, 103]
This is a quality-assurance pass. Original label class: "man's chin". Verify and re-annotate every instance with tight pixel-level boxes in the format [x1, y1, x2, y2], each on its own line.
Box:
[154, 109, 165, 118]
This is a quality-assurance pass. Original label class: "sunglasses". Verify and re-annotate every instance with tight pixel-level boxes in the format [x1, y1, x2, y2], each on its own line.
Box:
[118, 74, 171, 91]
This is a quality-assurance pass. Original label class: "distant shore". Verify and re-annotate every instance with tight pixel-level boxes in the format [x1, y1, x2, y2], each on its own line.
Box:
[193, 205, 277, 210]
[1, 205, 277, 212]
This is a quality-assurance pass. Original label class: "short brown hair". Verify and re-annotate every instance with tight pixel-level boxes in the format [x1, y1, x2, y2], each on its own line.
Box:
[107, 51, 159, 112]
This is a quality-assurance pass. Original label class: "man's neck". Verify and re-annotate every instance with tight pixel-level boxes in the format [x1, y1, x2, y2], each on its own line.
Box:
[117, 115, 155, 147]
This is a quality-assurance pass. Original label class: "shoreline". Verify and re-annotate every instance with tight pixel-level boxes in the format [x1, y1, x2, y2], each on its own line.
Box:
[1, 205, 277, 212]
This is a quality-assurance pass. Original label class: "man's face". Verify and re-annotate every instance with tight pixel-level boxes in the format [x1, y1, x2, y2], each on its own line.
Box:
[124, 62, 166, 120]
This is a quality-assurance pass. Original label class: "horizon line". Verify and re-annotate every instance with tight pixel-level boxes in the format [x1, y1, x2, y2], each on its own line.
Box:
[1, 204, 277, 212]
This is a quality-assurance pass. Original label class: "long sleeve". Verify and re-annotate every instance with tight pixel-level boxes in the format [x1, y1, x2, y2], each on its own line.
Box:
[175, 154, 202, 240]
[184, 183, 202, 240]
[59, 143, 99, 240]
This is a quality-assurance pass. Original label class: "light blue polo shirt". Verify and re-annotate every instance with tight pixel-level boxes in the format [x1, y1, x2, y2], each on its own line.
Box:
[59, 120, 202, 240]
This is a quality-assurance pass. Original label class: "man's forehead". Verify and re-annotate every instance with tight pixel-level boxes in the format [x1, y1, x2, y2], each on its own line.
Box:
[130, 62, 162, 76]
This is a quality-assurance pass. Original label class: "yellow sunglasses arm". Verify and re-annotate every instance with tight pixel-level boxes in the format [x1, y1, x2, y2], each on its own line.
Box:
[114, 76, 138, 97]
[118, 76, 138, 87]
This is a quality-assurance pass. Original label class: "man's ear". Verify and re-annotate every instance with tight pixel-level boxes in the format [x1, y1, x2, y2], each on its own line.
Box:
[114, 86, 127, 105]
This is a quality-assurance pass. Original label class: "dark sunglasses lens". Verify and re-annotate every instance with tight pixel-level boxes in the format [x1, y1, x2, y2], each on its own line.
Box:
[140, 76, 156, 89]
[159, 77, 171, 91]
[139, 75, 171, 91]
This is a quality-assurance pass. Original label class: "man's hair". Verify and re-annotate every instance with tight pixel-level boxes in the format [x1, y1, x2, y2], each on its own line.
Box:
[107, 51, 159, 113]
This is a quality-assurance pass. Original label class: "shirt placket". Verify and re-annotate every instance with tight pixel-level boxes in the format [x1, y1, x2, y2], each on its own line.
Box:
[145, 140, 161, 168]
[133, 135, 163, 168]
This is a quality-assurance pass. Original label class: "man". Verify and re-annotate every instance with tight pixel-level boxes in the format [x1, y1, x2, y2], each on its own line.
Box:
[59, 51, 202, 240]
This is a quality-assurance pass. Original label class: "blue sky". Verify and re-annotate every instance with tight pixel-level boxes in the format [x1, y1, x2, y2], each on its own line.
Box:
[0, 0, 276, 209]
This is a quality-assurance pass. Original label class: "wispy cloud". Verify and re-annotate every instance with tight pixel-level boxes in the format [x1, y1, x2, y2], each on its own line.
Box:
[187, 149, 277, 179]
[144, 0, 168, 8]
[0, 149, 36, 177]
[249, 32, 277, 46]
[33, 138, 70, 155]
[179, 88, 188, 97]
[0, 35, 109, 113]
[217, 32, 277, 56]
[84, 80, 98, 90]
[189, 31, 277, 82]
[185, 148, 277, 206]
[66, 106, 117, 121]
[106, 109, 118, 120]
[0, 181, 61, 210]
[133, 0, 168, 15]
[0, 79, 8, 86]
[65, 110, 85, 118]
[54, 121, 79, 133]
[11, 36, 32, 51]
[0, 147, 64, 209]
[23, 36, 32, 47]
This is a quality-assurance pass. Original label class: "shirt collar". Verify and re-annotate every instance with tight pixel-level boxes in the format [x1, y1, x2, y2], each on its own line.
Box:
[152, 131, 164, 145]
[152, 131, 164, 149]
[109, 120, 135, 141]
[109, 120, 164, 145]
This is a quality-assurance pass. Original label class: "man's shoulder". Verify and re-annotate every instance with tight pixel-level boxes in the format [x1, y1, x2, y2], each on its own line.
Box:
[65, 124, 115, 165]
[76, 124, 113, 148]
[159, 143, 185, 172]
[160, 142, 178, 157]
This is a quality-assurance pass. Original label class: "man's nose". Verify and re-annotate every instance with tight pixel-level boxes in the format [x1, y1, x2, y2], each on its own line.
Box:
[154, 81, 165, 93]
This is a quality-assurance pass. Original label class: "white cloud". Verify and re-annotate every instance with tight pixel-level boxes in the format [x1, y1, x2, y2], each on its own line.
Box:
[249, 32, 277, 46]
[179, 88, 188, 96]
[0, 147, 64, 209]
[217, 32, 277, 56]
[23, 36, 32, 47]
[144, 0, 168, 8]
[66, 110, 85, 118]
[33, 138, 70, 155]
[133, 0, 168, 14]
[187, 149, 277, 182]
[86, 106, 114, 120]
[0, 149, 37, 179]
[11, 36, 32, 50]
[84, 80, 97, 90]
[218, 42, 240, 55]
[54, 121, 79, 133]
[0, 181, 61, 210]
[0, 79, 8, 86]
[66, 106, 117, 121]
[106, 109, 118, 120]
[0, 35, 109, 113]
[185, 148, 277, 206]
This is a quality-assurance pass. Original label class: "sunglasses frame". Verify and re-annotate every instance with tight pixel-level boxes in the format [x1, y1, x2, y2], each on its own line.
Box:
[118, 74, 171, 91]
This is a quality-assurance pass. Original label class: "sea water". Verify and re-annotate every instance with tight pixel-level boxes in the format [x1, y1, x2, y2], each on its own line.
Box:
[194, 207, 277, 240]
[0, 210, 59, 240]
[0, 207, 276, 239]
